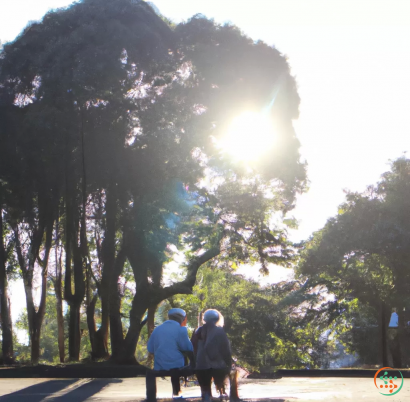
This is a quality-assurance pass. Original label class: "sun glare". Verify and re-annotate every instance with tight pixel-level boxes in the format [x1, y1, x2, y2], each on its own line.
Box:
[218, 111, 276, 162]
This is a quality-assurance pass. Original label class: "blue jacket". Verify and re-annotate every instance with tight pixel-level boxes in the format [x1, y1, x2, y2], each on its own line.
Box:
[389, 312, 399, 328]
[147, 320, 193, 370]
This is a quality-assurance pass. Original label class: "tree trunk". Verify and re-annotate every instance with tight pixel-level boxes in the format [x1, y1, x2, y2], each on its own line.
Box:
[109, 281, 124, 359]
[116, 243, 222, 364]
[146, 303, 157, 367]
[15, 214, 51, 365]
[116, 289, 149, 364]
[23, 276, 38, 364]
[68, 235, 84, 362]
[64, 203, 86, 362]
[56, 289, 65, 363]
[24, 282, 44, 365]
[30, 271, 49, 365]
[147, 304, 157, 337]
[0, 209, 14, 364]
[68, 302, 81, 361]
[101, 184, 123, 358]
[94, 329, 109, 359]
[93, 329, 109, 359]
[55, 223, 65, 363]
[108, 247, 127, 359]
[30, 336, 40, 365]
[87, 294, 109, 359]
[30, 318, 41, 365]
[85, 270, 110, 359]
[64, 142, 88, 362]
[0, 292, 13, 364]
[380, 301, 388, 367]
[11, 183, 55, 365]
[65, 241, 86, 362]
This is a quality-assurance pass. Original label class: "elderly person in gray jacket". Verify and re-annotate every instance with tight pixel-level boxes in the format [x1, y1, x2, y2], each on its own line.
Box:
[191, 309, 232, 401]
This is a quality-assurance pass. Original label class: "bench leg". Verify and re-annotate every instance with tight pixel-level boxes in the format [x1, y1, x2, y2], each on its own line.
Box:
[229, 369, 240, 402]
[146, 371, 157, 401]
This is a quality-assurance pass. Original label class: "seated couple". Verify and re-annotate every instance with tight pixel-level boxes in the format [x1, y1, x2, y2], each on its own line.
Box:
[147, 308, 232, 401]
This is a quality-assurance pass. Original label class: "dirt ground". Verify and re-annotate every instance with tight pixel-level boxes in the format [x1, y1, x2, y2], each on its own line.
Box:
[0, 377, 410, 401]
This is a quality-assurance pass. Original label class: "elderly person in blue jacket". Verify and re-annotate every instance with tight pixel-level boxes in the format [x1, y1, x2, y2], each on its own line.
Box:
[147, 308, 193, 398]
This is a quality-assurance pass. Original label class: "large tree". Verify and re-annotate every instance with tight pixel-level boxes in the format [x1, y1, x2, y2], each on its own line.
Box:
[0, 0, 306, 363]
[0, 81, 60, 364]
[0, 0, 174, 362]
[298, 158, 410, 366]
[0, 87, 24, 364]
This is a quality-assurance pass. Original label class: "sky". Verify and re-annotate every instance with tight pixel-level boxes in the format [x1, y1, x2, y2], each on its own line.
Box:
[2, 0, 410, 310]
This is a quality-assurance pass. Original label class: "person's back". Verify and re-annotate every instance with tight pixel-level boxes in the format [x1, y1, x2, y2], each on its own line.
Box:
[389, 311, 399, 328]
[147, 308, 193, 398]
[192, 309, 231, 402]
[387, 307, 401, 368]
[148, 319, 192, 370]
[195, 324, 231, 370]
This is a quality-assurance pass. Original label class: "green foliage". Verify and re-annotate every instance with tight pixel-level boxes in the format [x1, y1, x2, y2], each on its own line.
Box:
[13, 337, 31, 363]
[170, 265, 338, 370]
[336, 301, 379, 365]
[11, 284, 96, 363]
[14, 309, 31, 362]
[135, 325, 150, 365]
[299, 158, 410, 310]
[296, 158, 410, 364]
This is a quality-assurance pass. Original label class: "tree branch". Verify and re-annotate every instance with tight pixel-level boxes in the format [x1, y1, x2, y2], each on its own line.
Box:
[151, 245, 221, 304]
[12, 225, 27, 275]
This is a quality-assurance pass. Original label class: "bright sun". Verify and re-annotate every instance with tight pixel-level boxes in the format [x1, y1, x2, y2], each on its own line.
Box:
[218, 111, 276, 162]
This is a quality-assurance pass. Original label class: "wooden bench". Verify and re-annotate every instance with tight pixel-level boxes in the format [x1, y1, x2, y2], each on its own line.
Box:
[146, 366, 240, 401]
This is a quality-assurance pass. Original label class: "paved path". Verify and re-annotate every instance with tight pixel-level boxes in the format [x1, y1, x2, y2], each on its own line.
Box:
[0, 377, 410, 401]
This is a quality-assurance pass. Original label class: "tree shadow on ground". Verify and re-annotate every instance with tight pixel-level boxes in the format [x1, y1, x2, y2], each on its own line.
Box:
[0, 378, 122, 402]
[0, 379, 78, 402]
[55, 379, 122, 401]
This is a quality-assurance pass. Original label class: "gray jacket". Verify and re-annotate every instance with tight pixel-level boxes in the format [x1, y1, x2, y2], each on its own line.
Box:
[193, 324, 232, 370]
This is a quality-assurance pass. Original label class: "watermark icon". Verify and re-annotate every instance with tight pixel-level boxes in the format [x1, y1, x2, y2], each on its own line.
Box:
[374, 367, 404, 396]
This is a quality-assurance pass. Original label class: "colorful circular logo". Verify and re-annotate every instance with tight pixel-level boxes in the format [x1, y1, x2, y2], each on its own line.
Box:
[374, 367, 404, 396]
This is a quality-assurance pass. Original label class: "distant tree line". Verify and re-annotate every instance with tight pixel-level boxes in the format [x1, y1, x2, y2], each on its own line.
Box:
[299, 158, 410, 367]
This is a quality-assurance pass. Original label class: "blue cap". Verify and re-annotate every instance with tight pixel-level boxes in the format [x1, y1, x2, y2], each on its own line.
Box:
[168, 308, 186, 319]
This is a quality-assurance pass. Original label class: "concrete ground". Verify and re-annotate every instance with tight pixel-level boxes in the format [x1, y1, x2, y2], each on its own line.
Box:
[0, 377, 410, 401]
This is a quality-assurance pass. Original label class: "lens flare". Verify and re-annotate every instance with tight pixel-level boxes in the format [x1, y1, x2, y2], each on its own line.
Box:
[218, 111, 276, 162]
